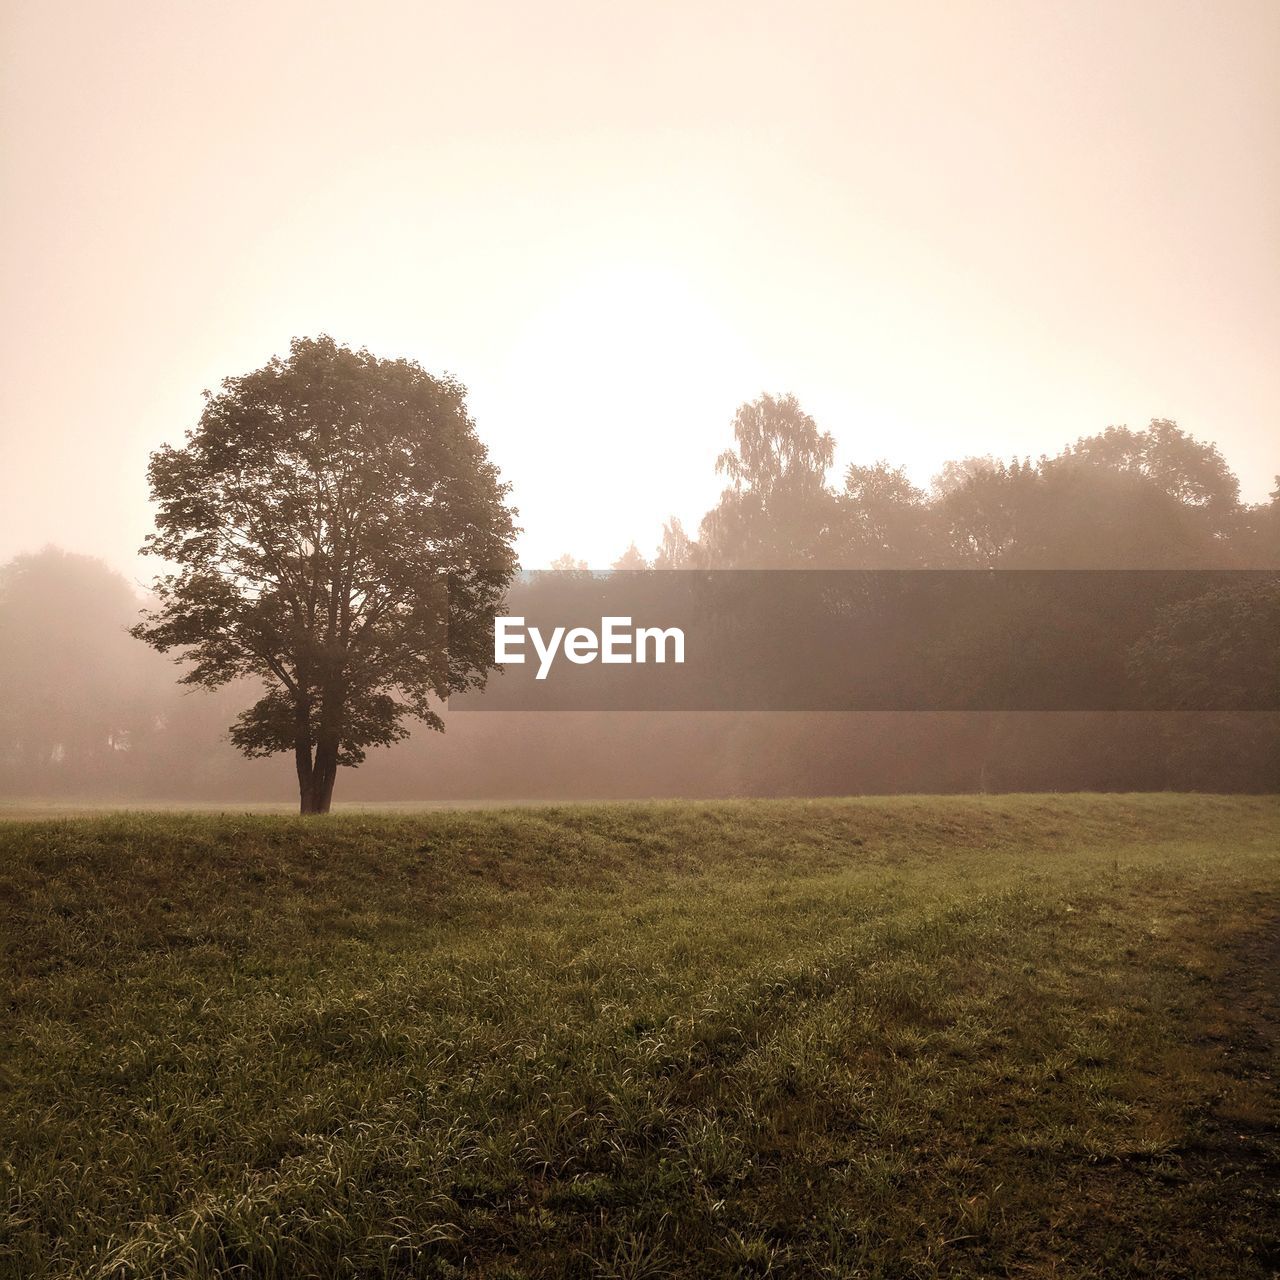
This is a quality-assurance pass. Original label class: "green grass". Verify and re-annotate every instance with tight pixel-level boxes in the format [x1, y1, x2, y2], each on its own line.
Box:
[1, 795, 1277, 1278]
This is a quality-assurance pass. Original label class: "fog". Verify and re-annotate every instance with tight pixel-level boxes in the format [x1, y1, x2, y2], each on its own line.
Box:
[2, 411, 1276, 804]
[2, 3, 1278, 805]
[3, 1, 1279, 579]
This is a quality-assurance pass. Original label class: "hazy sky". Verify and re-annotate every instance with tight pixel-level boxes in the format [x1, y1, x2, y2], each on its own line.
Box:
[2, 0, 1277, 578]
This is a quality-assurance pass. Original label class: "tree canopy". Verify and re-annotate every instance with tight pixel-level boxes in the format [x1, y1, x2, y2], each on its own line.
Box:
[132, 336, 518, 813]
[699, 393, 837, 567]
[671, 401, 1274, 572]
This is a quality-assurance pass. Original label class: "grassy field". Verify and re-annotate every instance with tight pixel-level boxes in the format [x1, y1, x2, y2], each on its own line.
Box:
[1, 796, 1277, 1278]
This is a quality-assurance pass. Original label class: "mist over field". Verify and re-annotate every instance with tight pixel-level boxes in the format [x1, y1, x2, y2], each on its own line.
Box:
[2, 3, 1278, 810]
[2, 409, 1277, 807]
[2, 6, 1279, 1276]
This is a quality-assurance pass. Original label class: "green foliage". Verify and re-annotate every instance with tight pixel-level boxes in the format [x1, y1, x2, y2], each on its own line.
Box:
[130, 336, 518, 811]
[2, 796, 1277, 1277]
[1129, 576, 1280, 709]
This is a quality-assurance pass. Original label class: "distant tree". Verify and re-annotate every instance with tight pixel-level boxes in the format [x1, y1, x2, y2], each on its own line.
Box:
[1056, 420, 1239, 518]
[1127, 576, 1280, 788]
[700, 393, 837, 567]
[836, 461, 936, 566]
[131, 336, 518, 814]
[932, 458, 1036, 566]
[1021, 420, 1243, 565]
[929, 423, 1245, 568]
[653, 517, 698, 569]
[931, 455, 1001, 497]
[1234, 476, 1280, 568]
[1128, 577, 1280, 711]
[549, 553, 589, 571]
[610, 543, 649, 571]
[0, 548, 163, 788]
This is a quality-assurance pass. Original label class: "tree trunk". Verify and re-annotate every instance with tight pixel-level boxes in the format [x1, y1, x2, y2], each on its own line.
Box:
[296, 749, 318, 814]
[296, 693, 340, 815]
[308, 683, 343, 815]
[295, 706, 319, 814]
[313, 738, 339, 814]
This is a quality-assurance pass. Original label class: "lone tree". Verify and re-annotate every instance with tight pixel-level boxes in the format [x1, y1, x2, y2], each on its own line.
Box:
[132, 335, 518, 813]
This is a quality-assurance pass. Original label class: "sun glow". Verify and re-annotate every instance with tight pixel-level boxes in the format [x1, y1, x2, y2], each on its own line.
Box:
[477, 260, 761, 568]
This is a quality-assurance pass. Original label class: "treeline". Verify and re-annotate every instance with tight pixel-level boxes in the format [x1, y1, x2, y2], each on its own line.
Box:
[603, 401, 1278, 573]
[1, 403, 1277, 799]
